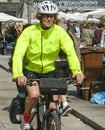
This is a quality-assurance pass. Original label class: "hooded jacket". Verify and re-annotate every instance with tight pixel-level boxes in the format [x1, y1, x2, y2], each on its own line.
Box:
[12, 23, 82, 78]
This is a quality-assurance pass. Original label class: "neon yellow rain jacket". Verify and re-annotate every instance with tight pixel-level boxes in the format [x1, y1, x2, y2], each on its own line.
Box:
[12, 23, 82, 79]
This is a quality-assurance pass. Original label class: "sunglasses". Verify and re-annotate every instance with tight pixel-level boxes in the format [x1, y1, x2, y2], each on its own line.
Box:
[42, 14, 55, 18]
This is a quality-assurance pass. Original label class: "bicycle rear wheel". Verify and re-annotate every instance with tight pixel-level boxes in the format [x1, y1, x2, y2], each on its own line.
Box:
[46, 111, 61, 130]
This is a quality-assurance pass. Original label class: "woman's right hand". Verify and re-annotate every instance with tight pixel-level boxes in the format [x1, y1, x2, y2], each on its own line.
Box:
[17, 76, 27, 86]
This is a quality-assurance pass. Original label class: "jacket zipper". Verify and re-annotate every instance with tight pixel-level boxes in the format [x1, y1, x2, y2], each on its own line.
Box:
[40, 31, 44, 74]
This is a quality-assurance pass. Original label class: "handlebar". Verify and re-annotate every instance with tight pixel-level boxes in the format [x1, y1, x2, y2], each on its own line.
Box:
[12, 77, 76, 95]
[12, 77, 76, 86]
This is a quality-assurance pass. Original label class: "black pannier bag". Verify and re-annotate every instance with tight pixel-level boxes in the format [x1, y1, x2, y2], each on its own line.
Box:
[9, 94, 25, 124]
[40, 78, 68, 95]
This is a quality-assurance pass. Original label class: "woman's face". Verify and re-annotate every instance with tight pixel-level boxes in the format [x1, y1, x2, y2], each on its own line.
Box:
[41, 14, 55, 29]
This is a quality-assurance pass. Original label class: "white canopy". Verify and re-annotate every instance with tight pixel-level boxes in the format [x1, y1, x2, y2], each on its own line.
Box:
[66, 12, 87, 22]
[66, 11, 101, 23]
[87, 18, 100, 23]
[0, 12, 22, 22]
[82, 9, 105, 19]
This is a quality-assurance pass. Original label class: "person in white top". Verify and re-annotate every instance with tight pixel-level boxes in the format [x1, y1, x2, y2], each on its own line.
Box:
[100, 26, 105, 47]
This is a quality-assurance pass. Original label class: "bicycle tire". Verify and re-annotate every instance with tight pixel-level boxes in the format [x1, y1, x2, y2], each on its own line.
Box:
[30, 111, 38, 130]
[46, 111, 61, 130]
[30, 111, 41, 130]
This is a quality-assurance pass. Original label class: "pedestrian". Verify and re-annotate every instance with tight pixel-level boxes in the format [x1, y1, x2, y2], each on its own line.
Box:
[12, 1, 85, 130]
[93, 23, 103, 47]
[81, 23, 94, 46]
[100, 26, 105, 47]
[55, 11, 72, 116]
[55, 11, 81, 116]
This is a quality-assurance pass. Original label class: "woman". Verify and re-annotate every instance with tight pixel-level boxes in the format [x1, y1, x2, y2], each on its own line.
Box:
[12, 1, 84, 130]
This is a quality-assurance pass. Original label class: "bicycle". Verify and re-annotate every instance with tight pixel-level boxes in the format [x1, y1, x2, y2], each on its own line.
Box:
[10, 77, 72, 130]
[26, 77, 69, 130]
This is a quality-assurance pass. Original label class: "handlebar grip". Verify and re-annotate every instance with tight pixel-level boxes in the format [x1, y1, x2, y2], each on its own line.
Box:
[12, 79, 17, 82]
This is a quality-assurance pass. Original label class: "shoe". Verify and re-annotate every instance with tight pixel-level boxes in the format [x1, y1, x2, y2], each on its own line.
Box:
[62, 105, 72, 116]
[20, 114, 31, 130]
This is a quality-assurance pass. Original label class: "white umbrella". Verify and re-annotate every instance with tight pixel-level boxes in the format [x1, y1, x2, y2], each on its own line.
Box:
[0, 12, 22, 22]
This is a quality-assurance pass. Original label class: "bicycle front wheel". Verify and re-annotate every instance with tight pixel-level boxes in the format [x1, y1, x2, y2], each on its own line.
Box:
[30, 110, 41, 130]
[46, 111, 61, 130]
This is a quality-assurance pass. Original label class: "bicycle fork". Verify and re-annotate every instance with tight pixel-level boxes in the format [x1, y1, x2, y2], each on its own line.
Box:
[42, 100, 47, 130]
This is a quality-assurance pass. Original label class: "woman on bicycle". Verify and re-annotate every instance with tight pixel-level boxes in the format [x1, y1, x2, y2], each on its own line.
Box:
[12, 1, 84, 130]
